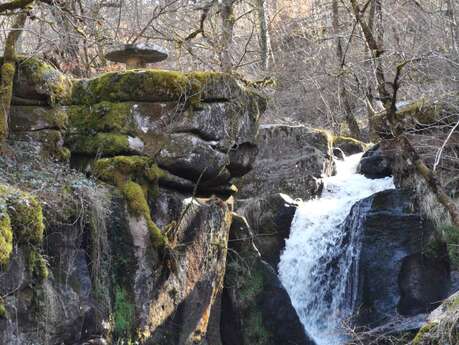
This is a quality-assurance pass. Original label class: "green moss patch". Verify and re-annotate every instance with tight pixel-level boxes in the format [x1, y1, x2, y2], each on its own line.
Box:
[72, 69, 198, 105]
[113, 285, 135, 339]
[442, 225, 459, 269]
[0, 211, 13, 266]
[71, 69, 247, 106]
[68, 102, 133, 134]
[66, 133, 134, 156]
[0, 299, 6, 318]
[94, 156, 167, 248]
[0, 184, 44, 245]
[14, 56, 74, 105]
[0, 184, 48, 280]
[94, 155, 164, 186]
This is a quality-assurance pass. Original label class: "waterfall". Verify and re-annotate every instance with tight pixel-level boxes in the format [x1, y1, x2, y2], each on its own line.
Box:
[278, 153, 395, 345]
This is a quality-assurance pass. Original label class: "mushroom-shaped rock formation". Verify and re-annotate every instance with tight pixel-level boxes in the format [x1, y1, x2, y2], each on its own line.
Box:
[105, 43, 168, 69]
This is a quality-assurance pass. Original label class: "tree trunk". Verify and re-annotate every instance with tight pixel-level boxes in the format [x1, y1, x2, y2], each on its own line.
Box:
[332, 0, 361, 139]
[219, 0, 235, 73]
[0, 8, 30, 142]
[257, 0, 270, 70]
[445, 0, 459, 55]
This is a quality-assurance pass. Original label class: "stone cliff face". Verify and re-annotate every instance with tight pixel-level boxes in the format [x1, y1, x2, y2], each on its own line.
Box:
[344, 190, 450, 328]
[0, 57, 311, 345]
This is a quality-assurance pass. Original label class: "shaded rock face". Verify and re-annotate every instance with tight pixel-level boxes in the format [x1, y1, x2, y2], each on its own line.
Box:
[357, 143, 393, 179]
[398, 253, 450, 316]
[221, 214, 315, 345]
[236, 193, 298, 271]
[0, 143, 233, 345]
[346, 190, 450, 327]
[235, 124, 334, 200]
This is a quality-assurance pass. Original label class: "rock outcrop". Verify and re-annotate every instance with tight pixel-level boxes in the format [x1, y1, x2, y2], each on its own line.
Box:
[236, 194, 298, 271]
[235, 124, 335, 200]
[233, 124, 335, 270]
[0, 57, 266, 345]
[357, 143, 393, 179]
[344, 190, 450, 328]
[221, 214, 315, 345]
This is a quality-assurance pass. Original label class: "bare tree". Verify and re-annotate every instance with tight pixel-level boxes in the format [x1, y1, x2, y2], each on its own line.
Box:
[0, 5, 31, 142]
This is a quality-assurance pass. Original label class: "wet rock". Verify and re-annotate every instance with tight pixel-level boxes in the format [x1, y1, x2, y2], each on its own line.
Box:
[333, 136, 368, 155]
[333, 147, 345, 160]
[221, 214, 315, 345]
[347, 190, 450, 327]
[398, 253, 450, 316]
[236, 193, 298, 271]
[357, 143, 393, 178]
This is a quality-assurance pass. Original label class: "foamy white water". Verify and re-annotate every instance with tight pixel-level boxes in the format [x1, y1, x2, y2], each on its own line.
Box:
[278, 153, 395, 345]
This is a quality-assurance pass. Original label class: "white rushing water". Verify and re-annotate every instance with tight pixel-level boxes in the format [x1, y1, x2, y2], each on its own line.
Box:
[278, 153, 395, 345]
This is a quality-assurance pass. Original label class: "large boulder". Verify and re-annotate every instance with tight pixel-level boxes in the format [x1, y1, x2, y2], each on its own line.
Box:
[357, 143, 393, 179]
[346, 189, 450, 328]
[7, 58, 264, 193]
[221, 214, 315, 345]
[10, 57, 73, 105]
[235, 124, 335, 200]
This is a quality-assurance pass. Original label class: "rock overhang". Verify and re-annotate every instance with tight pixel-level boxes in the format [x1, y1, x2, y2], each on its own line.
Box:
[7, 57, 266, 195]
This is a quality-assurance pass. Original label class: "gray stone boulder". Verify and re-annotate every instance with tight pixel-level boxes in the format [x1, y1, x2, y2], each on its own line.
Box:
[345, 190, 450, 328]
[7, 59, 264, 192]
[235, 124, 335, 200]
[357, 143, 393, 179]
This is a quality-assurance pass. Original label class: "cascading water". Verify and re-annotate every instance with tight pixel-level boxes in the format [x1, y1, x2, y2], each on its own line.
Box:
[278, 153, 395, 345]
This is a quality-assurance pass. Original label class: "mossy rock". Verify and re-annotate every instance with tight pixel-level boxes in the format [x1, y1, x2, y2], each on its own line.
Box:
[68, 102, 133, 134]
[8, 56, 74, 105]
[0, 184, 45, 245]
[66, 133, 144, 156]
[0, 210, 13, 266]
[71, 69, 250, 105]
[94, 156, 167, 247]
[10, 106, 68, 131]
[333, 135, 368, 155]
[0, 184, 47, 279]
[93, 155, 164, 186]
[72, 69, 200, 105]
